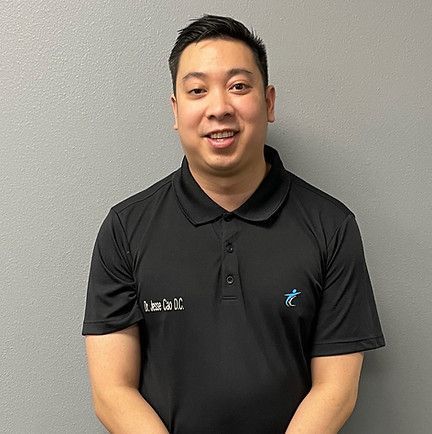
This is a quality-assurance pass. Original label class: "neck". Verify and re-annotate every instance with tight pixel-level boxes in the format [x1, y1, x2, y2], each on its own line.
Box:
[189, 159, 271, 212]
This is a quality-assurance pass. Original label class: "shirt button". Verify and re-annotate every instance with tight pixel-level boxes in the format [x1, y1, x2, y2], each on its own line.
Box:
[223, 213, 233, 222]
[226, 275, 234, 285]
[226, 243, 234, 253]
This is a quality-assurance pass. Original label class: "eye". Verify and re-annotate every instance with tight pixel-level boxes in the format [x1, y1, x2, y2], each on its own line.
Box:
[230, 83, 250, 91]
[188, 88, 206, 95]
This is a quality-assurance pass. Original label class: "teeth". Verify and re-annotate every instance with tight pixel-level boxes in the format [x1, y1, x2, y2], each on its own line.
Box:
[209, 131, 235, 139]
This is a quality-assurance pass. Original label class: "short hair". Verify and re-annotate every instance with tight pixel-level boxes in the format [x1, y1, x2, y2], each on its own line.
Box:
[169, 14, 268, 95]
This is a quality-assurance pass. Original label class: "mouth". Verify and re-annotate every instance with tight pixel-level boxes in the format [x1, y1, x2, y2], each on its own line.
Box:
[205, 129, 238, 139]
[204, 129, 239, 149]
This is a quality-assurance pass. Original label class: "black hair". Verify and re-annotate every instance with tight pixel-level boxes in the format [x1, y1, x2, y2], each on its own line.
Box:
[169, 14, 268, 95]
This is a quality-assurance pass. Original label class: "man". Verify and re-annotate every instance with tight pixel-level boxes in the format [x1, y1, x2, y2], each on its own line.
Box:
[82, 14, 385, 434]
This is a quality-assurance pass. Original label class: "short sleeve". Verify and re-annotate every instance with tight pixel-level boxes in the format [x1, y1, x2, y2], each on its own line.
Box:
[310, 214, 385, 356]
[82, 208, 144, 335]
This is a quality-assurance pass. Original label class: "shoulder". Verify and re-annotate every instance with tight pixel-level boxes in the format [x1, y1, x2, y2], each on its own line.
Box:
[107, 169, 178, 233]
[286, 171, 356, 239]
[289, 172, 353, 216]
[111, 170, 176, 214]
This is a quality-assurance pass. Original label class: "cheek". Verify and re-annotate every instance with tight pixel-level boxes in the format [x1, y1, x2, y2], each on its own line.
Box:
[236, 97, 267, 123]
[177, 104, 203, 130]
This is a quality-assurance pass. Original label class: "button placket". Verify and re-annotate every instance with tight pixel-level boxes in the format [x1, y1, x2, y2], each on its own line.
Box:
[221, 215, 241, 301]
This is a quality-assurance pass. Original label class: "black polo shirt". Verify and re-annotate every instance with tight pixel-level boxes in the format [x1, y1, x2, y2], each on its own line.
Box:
[82, 144, 385, 434]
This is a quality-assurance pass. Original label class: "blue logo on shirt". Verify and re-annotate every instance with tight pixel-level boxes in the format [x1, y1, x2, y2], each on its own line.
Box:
[285, 289, 301, 307]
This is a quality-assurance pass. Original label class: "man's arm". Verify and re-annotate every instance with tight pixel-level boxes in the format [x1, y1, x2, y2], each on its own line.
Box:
[285, 352, 364, 434]
[85, 324, 170, 434]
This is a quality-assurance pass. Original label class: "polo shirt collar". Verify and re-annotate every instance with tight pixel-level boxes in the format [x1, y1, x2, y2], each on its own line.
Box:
[172, 144, 292, 226]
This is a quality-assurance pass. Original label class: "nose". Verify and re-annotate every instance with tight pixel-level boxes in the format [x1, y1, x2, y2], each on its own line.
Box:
[205, 89, 234, 121]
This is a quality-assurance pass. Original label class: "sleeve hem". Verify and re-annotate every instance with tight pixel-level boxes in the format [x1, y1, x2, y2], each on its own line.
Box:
[82, 311, 144, 335]
[310, 335, 386, 357]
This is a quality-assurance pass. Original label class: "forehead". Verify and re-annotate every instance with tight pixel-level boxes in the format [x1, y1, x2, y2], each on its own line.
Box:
[177, 38, 259, 78]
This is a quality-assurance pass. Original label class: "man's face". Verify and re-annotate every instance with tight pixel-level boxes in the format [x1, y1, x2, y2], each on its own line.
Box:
[171, 38, 275, 179]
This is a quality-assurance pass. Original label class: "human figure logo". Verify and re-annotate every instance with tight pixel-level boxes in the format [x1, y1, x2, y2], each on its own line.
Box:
[284, 289, 301, 307]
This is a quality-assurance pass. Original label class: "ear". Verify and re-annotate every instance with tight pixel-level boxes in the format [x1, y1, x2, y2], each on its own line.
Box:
[171, 94, 178, 130]
[265, 85, 276, 123]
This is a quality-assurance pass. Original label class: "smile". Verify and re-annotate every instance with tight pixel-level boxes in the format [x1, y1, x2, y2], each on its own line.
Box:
[205, 130, 238, 139]
[205, 130, 238, 149]
[209, 131, 235, 139]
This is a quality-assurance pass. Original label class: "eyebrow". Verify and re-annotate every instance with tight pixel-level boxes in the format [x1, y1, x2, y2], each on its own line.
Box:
[181, 68, 254, 83]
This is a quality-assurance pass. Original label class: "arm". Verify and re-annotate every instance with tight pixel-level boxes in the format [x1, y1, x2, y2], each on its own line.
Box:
[285, 352, 364, 434]
[85, 324, 170, 434]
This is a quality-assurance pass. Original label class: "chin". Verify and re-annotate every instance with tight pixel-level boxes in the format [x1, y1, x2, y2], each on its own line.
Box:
[204, 156, 244, 175]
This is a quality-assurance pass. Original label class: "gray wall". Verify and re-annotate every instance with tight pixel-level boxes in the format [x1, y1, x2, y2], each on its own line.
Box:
[1, 1, 431, 433]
